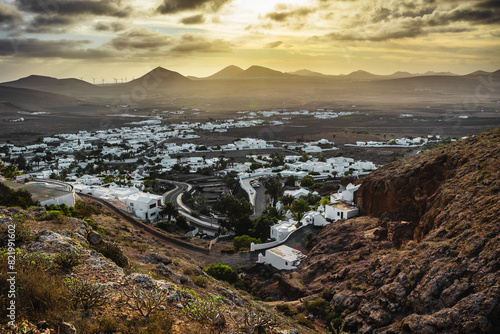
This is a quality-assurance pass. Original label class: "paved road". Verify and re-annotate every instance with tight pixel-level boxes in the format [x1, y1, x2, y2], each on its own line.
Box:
[159, 179, 220, 233]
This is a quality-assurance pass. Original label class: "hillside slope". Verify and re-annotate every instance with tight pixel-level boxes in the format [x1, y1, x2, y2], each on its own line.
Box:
[297, 128, 500, 333]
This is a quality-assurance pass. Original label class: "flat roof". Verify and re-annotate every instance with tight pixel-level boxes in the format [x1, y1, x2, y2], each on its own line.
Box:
[3, 180, 72, 202]
[268, 245, 305, 261]
[329, 201, 357, 211]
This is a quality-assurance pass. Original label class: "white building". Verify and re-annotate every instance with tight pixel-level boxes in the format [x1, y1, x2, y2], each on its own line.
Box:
[270, 219, 299, 242]
[325, 201, 359, 221]
[257, 245, 306, 270]
[302, 211, 328, 226]
[331, 183, 360, 203]
[121, 192, 163, 221]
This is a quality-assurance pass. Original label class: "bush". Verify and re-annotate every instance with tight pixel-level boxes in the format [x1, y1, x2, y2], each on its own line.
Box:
[203, 264, 238, 283]
[305, 297, 330, 318]
[182, 295, 224, 326]
[84, 218, 105, 233]
[233, 235, 261, 252]
[54, 251, 81, 270]
[295, 314, 314, 328]
[193, 275, 208, 288]
[276, 303, 295, 317]
[93, 241, 129, 268]
[175, 216, 190, 230]
[40, 210, 66, 223]
[64, 278, 108, 314]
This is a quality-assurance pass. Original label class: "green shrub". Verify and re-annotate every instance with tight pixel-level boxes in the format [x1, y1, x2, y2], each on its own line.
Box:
[40, 210, 65, 223]
[93, 241, 129, 268]
[233, 235, 261, 251]
[54, 251, 81, 270]
[305, 297, 330, 318]
[182, 295, 224, 326]
[64, 278, 108, 314]
[84, 218, 105, 233]
[193, 275, 208, 288]
[276, 303, 295, 317]
[203, 264, 238, 283]
[295, 314, 314, 328]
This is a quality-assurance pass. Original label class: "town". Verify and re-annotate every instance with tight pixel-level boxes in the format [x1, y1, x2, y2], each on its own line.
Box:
[0, 109, 443, 270]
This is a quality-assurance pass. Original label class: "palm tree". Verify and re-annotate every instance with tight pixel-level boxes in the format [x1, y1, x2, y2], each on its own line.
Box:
[291, 198, 311, 223]
[264, 176, 284, 207]
[280, 194, 295, 207]
[160, 202, 178, 222]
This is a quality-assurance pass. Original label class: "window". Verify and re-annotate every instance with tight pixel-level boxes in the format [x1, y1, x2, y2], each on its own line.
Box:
[130, 203, 134, 207]
[149, 203, 156, 209]
[151, 212, 155, 217]
[285, 261, 288, 266]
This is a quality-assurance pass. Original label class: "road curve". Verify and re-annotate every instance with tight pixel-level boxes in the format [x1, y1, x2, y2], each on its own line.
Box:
[78, 193, 211, 256]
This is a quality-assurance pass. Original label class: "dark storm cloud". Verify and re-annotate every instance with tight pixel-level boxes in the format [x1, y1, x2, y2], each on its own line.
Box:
[265, 7, 314, 22]
[265, 41, 283, 49]
[108, 28, 173, 50]
[170, 34, 233, 53]
[156, 0, 231, 14]
[0, 38, 114, 58]
[94, 21, 127, 32]
[0, 2, 23, 27]
[15, 0, 131, 18]
[180, 14, 205, 25]
[25, 14, 77, 33]
[320, 0, 500, 42]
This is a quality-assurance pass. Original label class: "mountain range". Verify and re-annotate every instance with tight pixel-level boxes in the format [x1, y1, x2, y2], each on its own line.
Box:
[1, 65, 499, 111]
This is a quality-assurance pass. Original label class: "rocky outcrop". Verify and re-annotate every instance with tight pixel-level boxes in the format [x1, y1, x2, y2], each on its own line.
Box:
[299, 128, 500, 333]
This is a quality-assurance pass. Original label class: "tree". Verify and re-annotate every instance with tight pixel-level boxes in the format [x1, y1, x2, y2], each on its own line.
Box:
[284, 175, 296, 187]
[160, 202, 178, 222]
[264, 176, 284, 207]
[234, 235, 261, 251]
[253, 213, 278, 241]
[280, 194, 295, 207]
[300, 175, 315, 188]
[291, 199, 311, 223]
[321, 197, 331, 212]
[213, 194, 253, 235]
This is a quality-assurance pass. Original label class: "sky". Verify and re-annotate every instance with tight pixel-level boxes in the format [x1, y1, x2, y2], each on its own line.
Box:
[0, 0, 499, 82]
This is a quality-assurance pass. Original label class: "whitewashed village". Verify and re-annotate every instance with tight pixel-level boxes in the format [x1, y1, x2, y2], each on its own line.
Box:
[0, 109, 443, 270]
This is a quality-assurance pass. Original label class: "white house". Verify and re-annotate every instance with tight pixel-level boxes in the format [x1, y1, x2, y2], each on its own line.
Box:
[257, 245, 306, 270]
[283, 187, 310, 199]
[121, 192, 163, 221]
[325, 201, 359, 221]
[302, 211, 328, 226]
[270, 219, 298, 242]
[331, 183, 360, 203]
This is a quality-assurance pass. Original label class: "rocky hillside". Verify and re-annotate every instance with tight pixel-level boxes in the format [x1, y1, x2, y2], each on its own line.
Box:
[295, 128, 500, 333]
[0, 203, 309, 334]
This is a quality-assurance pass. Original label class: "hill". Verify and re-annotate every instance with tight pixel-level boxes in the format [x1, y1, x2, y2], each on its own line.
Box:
[291, 128, 500, 333]
[0, 85, 80, 110]
[2, 75, 98, 97]
[125, 66, 191, 87]
[236, 65, 294, 79]
[204, 65, 244, 80]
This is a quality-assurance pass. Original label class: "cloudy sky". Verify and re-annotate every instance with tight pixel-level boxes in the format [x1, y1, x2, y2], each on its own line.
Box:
[0, 0, 499, 82]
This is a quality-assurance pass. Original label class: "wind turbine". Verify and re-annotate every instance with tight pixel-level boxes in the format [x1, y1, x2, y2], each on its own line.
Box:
[113, 78, 118, 84]
[101, 78, 105, 84]
[92, 77, 96, 85]
[79, 77, 84, 81]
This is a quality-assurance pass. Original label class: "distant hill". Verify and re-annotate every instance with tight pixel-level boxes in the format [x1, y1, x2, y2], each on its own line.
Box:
[2, 75, 97, 95]
[288, 69, 327, 77]
[204, 65, 245, 80]
[125, 67, 191, 86]
[236, 65, 294, 79]
[0, 85, 80, 109]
